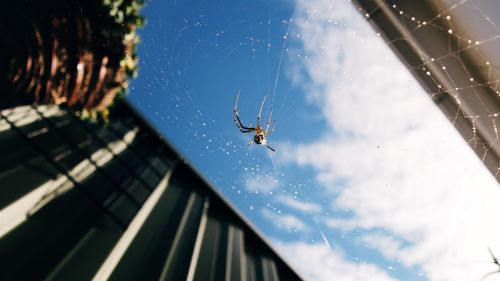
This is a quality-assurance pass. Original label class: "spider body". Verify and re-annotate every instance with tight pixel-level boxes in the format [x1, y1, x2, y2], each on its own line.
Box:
[253, 128, 267, 145]
[233, 91, 275, 151]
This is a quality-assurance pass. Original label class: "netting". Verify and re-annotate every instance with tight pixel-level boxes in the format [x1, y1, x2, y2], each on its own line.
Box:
[357, 0, 500, 178]
[129, 0, 500, 280]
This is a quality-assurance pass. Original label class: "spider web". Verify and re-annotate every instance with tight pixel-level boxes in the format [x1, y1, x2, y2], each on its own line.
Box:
[356, 0, 500, 179]
[130, 0, 324, 234]
[129, 0, 500, 280]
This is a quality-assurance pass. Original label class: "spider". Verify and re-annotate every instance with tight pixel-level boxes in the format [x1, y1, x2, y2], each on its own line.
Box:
[233, 91, 275, 152]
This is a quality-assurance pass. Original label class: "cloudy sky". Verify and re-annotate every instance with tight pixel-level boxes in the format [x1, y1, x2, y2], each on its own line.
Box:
[129, 0, 500, 280]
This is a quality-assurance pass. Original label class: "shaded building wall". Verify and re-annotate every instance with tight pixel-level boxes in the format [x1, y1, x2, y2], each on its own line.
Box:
[0, 101, 303, 281]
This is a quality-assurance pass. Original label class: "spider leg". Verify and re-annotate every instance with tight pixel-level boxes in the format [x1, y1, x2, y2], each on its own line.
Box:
[233, 90, 256, 132]
[265, 107, 273, 134]
[248, 139, 254, 147]
[257, 95, 267, 127]
[235, 113, 255, 132]
[266, 144, 275, 152]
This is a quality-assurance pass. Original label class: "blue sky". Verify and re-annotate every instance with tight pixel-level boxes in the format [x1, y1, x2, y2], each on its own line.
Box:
[128, 0, 500, 280]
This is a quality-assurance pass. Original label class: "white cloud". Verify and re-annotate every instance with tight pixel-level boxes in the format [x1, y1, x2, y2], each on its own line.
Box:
[360, 233, 403, 261]
[275, 194, 322, 213]
[277, 0, 500, 280]
[261, 208, 311, 232]
[244, 175, 279, 193]
[276, 242, 397, 281]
